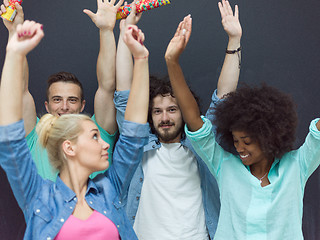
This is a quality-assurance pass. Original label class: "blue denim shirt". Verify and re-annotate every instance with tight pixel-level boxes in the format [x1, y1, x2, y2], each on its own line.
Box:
[0, 120, 149, 240]
[114, 90, 221, 239]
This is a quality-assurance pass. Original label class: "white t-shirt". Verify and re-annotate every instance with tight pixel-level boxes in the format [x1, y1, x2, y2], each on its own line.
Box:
[133, 143, 208, 240]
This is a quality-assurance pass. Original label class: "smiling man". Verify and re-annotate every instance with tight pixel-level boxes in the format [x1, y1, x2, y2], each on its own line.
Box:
[0, 0, 120, 181]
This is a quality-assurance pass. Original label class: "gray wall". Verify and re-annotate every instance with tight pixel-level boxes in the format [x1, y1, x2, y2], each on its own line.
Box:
[0, 0, 319, 239]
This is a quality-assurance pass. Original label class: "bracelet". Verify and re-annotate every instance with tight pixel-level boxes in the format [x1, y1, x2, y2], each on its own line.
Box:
[226, 46, 241, 54]
[226, 46, 241, 69]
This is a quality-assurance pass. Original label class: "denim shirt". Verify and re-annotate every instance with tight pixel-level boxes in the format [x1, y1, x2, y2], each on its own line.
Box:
[114, 90, 221, 239]
[0, 120, 149, 240]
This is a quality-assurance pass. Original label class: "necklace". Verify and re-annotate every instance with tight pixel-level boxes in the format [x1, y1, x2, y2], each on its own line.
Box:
[256, 171, 268, 183]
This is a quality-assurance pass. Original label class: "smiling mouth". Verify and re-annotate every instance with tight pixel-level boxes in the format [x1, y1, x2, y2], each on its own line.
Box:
[240, 154, 249, 159]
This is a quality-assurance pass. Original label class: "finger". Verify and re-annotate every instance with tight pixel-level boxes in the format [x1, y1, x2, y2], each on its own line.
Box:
[16, 23, 23, 37]
[235, 5, 239, 19]
[225, 0, 233, 16]
[115, 0, 124, 8]
[120, 19, 125, 30]
[138, 31, 145, 45]
[29, 23, 45, 47]
[184, 15, 192, 43]
[83, 9, 95, 21]
[21, 20, 35, 37]
[174, 21, 183, 38]
[4, 0, 9, 7]
[1, 4, 6, 13]
[29, 21, 40, 37]
[15, 2, 23, 15]
[218, 2, 226, 19]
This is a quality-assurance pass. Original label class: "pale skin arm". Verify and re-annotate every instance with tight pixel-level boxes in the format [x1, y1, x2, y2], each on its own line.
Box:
[116, 2, 142, 91]
[216, 0, 242, 99]
[0, 1, 37, 135]
[84, 0, 124, 134]
[0, 21, 44, 126]
[165, 15, 203, 131]
[123, 25, 149, 123]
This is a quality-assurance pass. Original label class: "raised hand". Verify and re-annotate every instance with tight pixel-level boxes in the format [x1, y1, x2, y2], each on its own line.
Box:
[218, 0, 242, 40]
[83, 0, 124, 31]
[6, 20, 44, 56]
[164, 15, 192, 63]
[0, 0, 24, 36]
[123, 24, 148, 59]
[119, 2, 142, 34]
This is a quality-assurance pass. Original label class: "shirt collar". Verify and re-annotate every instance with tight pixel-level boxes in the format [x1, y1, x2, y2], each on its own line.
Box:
[55, 176, 99, 202]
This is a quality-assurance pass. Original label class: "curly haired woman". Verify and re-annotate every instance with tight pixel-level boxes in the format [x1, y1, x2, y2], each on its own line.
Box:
[165, 1, 320, 238]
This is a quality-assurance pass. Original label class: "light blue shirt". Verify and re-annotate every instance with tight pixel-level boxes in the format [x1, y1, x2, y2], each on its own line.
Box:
[0, 120, 149, 240]
[186, 117, 320, 240]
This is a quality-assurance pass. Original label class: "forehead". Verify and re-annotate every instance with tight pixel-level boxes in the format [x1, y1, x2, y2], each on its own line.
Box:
[80, 120, 98, 134]
[152, 94, 179, 109]
[232, 130, 250, 139]
[48, 82, 81, 98]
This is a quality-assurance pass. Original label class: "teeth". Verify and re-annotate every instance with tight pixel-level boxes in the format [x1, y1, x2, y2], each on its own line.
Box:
[240, 154, 249, 158]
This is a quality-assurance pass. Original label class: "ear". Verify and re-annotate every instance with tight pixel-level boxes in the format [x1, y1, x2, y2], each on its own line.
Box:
[44, 101, 50, 113]
[62, 140, 76, 158]
[80, 100, 86, 113]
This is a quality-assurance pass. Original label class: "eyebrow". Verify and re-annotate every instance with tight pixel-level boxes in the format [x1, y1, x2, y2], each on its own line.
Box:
[90, 129, 99, 132]
[50, 96, 79, 99]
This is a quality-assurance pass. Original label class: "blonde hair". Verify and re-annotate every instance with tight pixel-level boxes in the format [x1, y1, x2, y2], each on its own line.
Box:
[36, 113, 93, 171]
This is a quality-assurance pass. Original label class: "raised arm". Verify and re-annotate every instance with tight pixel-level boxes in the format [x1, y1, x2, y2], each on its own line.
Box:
[0, 20, 44, 125]
[116, 2, 142, 91]
[216, 0, 242, 99]
[123, 25, 149, 124]
[165, 15, 203, 131]
[84, 0, 124, 134]
[0, 1, 37, 134]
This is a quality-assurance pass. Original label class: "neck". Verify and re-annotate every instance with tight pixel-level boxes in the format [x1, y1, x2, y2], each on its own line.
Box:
[60, 164, 89, 201]
[250, 157, 274, 178]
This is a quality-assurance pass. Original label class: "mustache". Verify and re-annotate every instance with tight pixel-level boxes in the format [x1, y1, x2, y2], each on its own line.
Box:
[159, 121, 175, 127]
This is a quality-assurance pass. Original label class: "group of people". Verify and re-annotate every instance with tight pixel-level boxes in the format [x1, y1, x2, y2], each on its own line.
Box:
[0, 0, 319, 239]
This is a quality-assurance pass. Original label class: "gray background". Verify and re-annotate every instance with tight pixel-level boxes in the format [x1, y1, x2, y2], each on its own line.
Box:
[0, 0, 319, 239]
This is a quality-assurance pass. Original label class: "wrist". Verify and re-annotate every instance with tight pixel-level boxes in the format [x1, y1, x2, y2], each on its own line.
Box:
[227, 37, 241, 50]
[134, 53, 149, 60]
[165, 55, 180, 64]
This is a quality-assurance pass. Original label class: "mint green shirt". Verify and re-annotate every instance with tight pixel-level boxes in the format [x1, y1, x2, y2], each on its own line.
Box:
[185, 117, 320, 240]
[26, 115, 117, 181]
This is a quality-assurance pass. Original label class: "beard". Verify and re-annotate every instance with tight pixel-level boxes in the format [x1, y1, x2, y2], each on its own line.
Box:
[154, 120, 184, 143]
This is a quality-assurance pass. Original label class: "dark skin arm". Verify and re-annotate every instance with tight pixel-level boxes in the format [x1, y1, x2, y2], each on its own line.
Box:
[165, 15, 203, 132]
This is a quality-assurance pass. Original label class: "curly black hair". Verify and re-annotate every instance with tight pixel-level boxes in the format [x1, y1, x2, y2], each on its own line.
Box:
[148, 75, 201, 135]
[213, 84, 298, 159]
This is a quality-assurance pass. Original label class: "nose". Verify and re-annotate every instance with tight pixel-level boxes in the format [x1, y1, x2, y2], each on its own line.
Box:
[101, 139, 110, 151]
[161, 110, 170, 122]
[235, 142, 245, 153]
[61, 100, 69, 111]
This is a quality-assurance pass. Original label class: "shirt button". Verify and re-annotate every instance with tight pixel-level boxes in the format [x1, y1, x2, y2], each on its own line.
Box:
[69, 206, 73, 210]
[36, 209, 40, 213]
[73, 197, 77, 201]
[119, 201, 122, 204]
[47, 237, 51, 240]
[60, 218, 65, 223]
[152, 145, 156, 148]
[136, 196, 140, 200]
[89, 201, 93, 204]
[132, 216, 135, 220]
[103, 211, 107, 214]
[117, 225, 120, 228]
[139, 178, 143, 182]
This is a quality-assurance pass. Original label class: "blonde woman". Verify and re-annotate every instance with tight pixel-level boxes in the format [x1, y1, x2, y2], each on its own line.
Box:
[0, 20, 149, 240]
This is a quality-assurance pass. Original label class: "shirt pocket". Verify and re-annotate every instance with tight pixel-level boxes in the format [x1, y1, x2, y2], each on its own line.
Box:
[32, 198, 53, 223]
